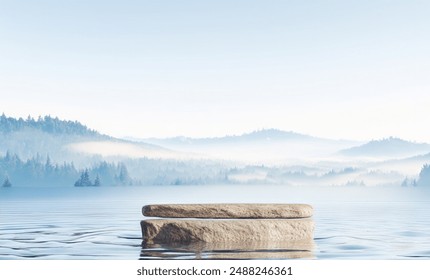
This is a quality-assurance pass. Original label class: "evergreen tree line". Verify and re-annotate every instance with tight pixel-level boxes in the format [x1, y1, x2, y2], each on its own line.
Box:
[0, 113, 98, 136]
[416, 164, 430, 187]
[5, 150, 427, 187]
[401, 164, 430, 187]
[1, 152, 133, 187]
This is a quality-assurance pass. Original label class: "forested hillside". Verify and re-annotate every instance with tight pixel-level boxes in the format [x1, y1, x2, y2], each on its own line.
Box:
[0, 114, 99, 136]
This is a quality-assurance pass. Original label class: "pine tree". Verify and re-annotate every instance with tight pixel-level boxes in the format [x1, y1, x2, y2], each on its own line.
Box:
[118, 164, 131, 185]
[94, 174, 101, 186]
[2, 176, 12, 187]
[74, 169, 93, 186]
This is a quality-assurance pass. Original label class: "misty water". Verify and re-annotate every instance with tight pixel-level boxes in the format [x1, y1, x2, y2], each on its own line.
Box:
[1, 185, 430, 260]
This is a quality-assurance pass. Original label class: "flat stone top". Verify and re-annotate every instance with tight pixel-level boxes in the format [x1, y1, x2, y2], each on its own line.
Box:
[142, 203, 313, 219]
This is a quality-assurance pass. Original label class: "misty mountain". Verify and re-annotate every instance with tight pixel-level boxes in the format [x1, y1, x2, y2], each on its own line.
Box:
[0, 114, 172, 166]
[142, 129, 321, 145]
[359, 152, 430, 178]
[2, 114, 426, 188]
[137, 129, 360, 163]
[339, 137, 430, 159]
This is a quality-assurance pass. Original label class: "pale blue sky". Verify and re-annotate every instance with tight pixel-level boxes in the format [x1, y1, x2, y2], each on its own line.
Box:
[1, 0, 429, 141]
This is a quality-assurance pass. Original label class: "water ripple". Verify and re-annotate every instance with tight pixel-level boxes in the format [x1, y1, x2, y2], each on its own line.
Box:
[2, 186, 430, 259]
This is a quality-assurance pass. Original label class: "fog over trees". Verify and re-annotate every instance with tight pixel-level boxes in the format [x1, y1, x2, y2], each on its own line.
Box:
[0, 152, 135, 187]
[2, 114, 430, 187]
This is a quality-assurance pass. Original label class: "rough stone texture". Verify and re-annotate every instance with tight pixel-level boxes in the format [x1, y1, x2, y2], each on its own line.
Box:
[141, 218, 314, 244]
[142, 204, 313, 219]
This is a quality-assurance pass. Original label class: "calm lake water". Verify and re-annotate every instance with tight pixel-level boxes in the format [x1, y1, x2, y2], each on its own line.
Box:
[1, 185, 430, 260]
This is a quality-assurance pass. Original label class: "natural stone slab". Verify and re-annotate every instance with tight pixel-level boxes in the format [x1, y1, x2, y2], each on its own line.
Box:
[141, 218, 314, 244]
[142, 204, 313, 219]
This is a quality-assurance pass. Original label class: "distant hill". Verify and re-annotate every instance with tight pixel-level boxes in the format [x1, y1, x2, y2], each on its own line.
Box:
[404, 152, 430, 161]
[142, 129, 319, 146]
[339, 137, 430, 158]
[0, 114, 173, 165]
[212, 129, 317, 142]
[137, 129, 360, 163]
[0, 114, 100, 136]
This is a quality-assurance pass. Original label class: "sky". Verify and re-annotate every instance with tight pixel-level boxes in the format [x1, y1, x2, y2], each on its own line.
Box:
[1, 0, 430, 141]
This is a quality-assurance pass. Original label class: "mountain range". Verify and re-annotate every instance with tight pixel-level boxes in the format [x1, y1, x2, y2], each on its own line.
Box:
[136, 129, 361, 163]
[2, 114, 430, 163]
[2, 114, 430, 187]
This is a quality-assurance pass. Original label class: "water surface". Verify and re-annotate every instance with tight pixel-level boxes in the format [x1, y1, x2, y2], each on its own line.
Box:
[1, 185, 429, 259]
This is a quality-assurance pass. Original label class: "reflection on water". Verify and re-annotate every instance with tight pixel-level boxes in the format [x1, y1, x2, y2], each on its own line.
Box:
[140, 240, 315, 260]
[1, 185, 430, 259]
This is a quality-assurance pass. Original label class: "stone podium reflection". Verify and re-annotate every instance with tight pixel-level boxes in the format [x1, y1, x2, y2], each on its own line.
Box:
[140, 240, 314, 260]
